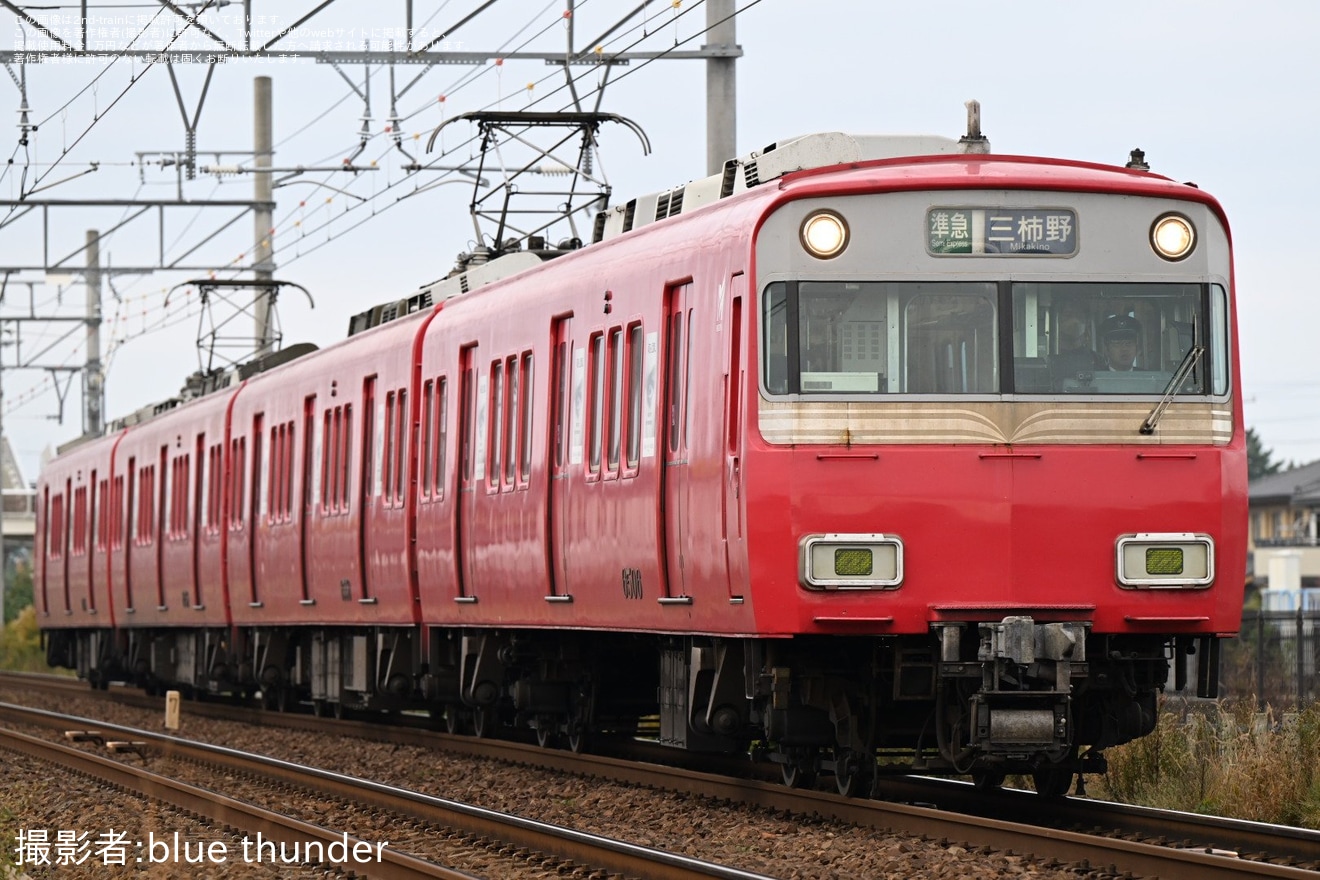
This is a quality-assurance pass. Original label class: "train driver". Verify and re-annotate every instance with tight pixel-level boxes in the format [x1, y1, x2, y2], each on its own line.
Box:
[1101, 314, 1143, 371]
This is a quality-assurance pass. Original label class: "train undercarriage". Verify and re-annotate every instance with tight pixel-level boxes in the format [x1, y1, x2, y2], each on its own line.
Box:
[44, 615, 1220, 796]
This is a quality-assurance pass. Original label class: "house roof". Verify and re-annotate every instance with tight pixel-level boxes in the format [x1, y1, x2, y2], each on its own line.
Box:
[1250, 459, 1320, 505]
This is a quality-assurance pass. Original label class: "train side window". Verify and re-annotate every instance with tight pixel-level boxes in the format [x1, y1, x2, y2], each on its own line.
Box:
[96, 479, 109, 551]
[519, 353, 533, 485]
[433, 380, 447, 498]
[287, 422, 297, 520]
[48, 493, 63, 559]
[268, 425, 279, 523]
[588, 332, 604, 475]
[489, 361, 504, 490]
[361, 377, 376, 501]
[273, 425, 285, 523]
[421, 379, 434, 500]
[341, 405, 352, 511]
[265, 427, 276, 523]
[229, 440, 242, 529]
[504, 354, 518, 488]
[170, 456, 188, 539]
[321, 410, 332, 513]
[383, 391, 395, 506]
[331, 407, 343, 513]
[250, 422, 263, 527]
[335, 408, 345, 511]
[205, 445, 216, 532]
[161, 454, 172, 539]
[393, 389, 406, 506]
[606, 328, 623, 474]
[460, 366, 474, 482]
[182, 454, 192, 536]
[112, 475, 124, 549]
[72, 487, 87, 556]
[625, 323, 643, 471]
[667, 313, 684, 453]
[138, 466, 155, 544]
[553, 342, 568, 468]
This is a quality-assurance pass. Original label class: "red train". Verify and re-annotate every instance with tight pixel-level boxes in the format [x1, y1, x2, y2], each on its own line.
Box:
[36, 119, 1246, 796]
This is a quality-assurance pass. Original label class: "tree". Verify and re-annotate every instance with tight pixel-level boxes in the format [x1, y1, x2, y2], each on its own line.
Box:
[1247, 427, 1284, 481]
[4, 561, 33, 625]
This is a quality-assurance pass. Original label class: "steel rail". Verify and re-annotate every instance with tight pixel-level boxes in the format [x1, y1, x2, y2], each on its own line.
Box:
[0, 702, 776, 880]
[5, 673, 1320, 879]
[0, 726, 475, 880]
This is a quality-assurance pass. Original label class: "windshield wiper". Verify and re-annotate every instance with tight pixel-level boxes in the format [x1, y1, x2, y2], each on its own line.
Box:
[1140, 343, 1205, 435]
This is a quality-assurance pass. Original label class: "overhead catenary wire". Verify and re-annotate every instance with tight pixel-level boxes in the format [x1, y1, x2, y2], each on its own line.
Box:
[262, 0, 764, 273]
[9, 0, 766, 418]
[219, 0, 732, 269]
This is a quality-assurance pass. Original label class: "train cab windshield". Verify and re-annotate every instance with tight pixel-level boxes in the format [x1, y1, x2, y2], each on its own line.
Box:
[762, 280, 1229, 396]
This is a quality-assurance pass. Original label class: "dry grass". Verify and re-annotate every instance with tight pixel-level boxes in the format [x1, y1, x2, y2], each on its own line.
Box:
[1096, 697, 1320, 828]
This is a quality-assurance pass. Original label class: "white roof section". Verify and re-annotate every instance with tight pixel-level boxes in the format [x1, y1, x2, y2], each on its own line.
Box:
[592, 125, 991, 245]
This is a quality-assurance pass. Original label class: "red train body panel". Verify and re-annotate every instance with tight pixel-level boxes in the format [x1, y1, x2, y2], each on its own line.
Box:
[37, 131, 1246, 790]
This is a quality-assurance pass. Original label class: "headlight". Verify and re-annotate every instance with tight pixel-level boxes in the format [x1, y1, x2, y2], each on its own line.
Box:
[1150, 213, 1196, 261]
[1115, 533, 1214, 588]
[800, 210, 850, 259]
[800, 533, 902, 590]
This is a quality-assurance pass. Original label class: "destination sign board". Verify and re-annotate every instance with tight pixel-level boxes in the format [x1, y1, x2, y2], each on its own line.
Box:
[928, 207, 1077, 256]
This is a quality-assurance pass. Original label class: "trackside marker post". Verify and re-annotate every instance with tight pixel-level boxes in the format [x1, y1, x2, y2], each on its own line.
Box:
[165, 690, 181, 730]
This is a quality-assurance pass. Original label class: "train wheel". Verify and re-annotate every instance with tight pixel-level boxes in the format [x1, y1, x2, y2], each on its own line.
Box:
[834, 752, 869, 798]
[1032, 766, 1074, 798]
[779, 748, 818, 789]
[566, 725, 588, 754]
[534, 719, 556, 749]
[472, 705, 494, 739]
[443, 705, 466, 735]
[781, 761, 816, 790]
[311, 699, 328, 718]
[971, 769, 1006, 792]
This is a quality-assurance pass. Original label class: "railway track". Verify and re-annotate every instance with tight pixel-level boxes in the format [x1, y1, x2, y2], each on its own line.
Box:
[3, 672, 1319, 879]
[0, 700, 777, 880]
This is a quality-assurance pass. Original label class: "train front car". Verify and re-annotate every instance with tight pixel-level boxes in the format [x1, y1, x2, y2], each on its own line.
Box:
[744, 139, 1245, 795]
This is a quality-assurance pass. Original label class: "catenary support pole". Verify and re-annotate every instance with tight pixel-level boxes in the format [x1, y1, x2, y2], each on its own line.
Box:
[253, 76, 275, 357]
[85, 229, 103, 437]
[704, 0, 737, 176]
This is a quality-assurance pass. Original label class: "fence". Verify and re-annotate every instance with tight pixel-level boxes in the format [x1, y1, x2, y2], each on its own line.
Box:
[1216, 609, 1320, 709]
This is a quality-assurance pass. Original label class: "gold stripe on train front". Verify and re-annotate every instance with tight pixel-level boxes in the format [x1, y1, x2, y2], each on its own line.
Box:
[757, 400, 1232, 446]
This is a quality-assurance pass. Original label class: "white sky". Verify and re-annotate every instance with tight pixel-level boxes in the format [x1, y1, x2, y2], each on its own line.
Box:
[2, 0, 1317, 481]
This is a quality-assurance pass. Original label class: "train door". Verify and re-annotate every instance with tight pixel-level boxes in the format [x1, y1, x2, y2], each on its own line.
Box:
[124, 458, 135, 610]
[249, 415, 263, 606]
[192, 434, 203, 608]
[87, 469, 98, 612]
[723, 274, 747, 599]
[455, 345, 479, 601]
[359, 377, 375, 600]
[156, 445, 167, 609]
[62, 478, 72, 612]
[661, 283, 692, 600]
[548, 315, 573, 598]
[300, 396, 315, 603]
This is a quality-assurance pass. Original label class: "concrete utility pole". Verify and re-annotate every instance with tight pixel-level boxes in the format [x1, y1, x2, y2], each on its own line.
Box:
[84, 229, 103, 437]
[704, 0, 738, 176]
[253, 76, 275, 357]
